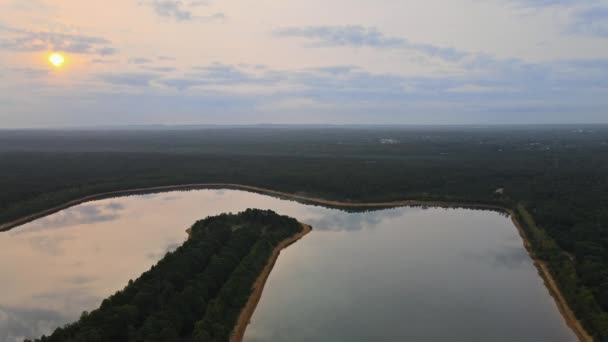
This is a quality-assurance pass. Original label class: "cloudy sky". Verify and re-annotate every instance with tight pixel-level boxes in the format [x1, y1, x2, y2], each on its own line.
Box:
[1, 0, 607, 127]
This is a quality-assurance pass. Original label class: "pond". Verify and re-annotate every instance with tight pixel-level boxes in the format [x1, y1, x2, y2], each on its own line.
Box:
[0, 189, 577, 341]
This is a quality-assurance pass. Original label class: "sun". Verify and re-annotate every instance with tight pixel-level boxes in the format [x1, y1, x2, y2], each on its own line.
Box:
[48, 53, 65, 68]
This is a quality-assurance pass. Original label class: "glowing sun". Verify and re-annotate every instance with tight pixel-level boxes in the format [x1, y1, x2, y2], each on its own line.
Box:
[48, 53, 65, 68]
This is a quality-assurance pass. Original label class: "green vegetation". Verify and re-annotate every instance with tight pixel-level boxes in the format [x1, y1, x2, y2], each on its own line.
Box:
[2, 125, 607, 339]
[27, 209, 303, 342]
[515, 205, 608, 338]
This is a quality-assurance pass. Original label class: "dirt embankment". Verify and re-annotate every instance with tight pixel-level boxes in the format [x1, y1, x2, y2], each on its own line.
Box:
[229, 223, 312, 342]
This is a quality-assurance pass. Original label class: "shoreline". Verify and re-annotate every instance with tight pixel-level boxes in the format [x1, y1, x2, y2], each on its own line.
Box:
[0, 183, 508, 232]
[229, 223, 312, 342]
[509, 214, 593, 342]
[0, 183, 591, 341]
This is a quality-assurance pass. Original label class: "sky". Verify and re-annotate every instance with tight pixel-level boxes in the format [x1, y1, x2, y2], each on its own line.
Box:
[0, 0, 607, 127]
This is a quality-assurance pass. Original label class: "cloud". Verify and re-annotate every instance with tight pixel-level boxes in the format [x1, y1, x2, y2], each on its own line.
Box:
[9, 0, 55, 12]
[160, 78, 204, 90]
[97, 72, 161, 87]
[129, 57, 153, 64]
[0, 25, 116, 55]
[508, 1, 608, 37]
[9, 67, 49, 78]
[407, 42, 468, 62]
[144, 66, 177, 72]
[447, 84, 511, 93]
[18, 203, 126, 234]
[160, 63, 279, 90]
[96, 47, 117, 56]
[273, 25, 468, 62]
[570, 6, 608, 37]
[7, 52, 608, 125]
[91, 58, 117, 64]
[189, 1, 210, 7]
[510, 0, 581, 7]
[93, 55, 608, 109]
[274, 25, 406, 48]
[149, 0, 195, 20]
[312, 65, 360, 75]
[143, 0, 225, 22]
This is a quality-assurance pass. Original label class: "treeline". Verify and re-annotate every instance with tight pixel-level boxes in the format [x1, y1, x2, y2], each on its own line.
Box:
[28, 209, 303, 342]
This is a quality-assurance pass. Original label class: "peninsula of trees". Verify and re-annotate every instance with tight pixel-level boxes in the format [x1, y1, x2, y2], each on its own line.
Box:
[29, 209, 307, 342]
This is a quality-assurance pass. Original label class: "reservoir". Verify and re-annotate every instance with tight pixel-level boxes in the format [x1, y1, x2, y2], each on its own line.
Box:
[0, 189, 577, 341]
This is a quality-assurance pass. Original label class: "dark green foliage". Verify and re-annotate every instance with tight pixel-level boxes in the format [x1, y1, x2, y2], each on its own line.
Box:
[515, 206, 608, 339]
[4, 125, 608, 340]
[29, 209, 302, 342]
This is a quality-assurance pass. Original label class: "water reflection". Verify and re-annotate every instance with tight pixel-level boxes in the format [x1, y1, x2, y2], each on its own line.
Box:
[32, 288, 101, 315]
[135, 193, 159, 200]
[244, 205, 576, 342]
[15, 202, 126, 234]
[27, 234, 73, 256]
[105, 202, 125, 211]
[2, 284, 101, 341]
[146, 240, 183, 260]
[0, 189, 577, 341]
[0, 306, 67, 342]
[304, 207, 409, 231]
[64, 275, 98, 286]
[462, 245, 532, 270]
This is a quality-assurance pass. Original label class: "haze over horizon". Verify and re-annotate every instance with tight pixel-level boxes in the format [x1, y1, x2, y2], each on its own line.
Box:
[1, 0, 608, 127]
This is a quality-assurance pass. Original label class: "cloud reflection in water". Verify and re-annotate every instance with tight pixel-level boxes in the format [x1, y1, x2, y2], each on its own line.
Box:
[304, 207, 411, 232]
[0, 306, 67, 342]
[16, 202, 127, 234]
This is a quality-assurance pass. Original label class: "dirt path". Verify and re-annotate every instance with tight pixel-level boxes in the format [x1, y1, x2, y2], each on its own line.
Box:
[0, 183, 591, 341]
[229, 223, 312, 342]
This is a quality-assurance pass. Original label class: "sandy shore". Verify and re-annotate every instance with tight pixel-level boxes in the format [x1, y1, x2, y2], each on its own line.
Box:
[0, 183, 591, 341]
[229, 223, 312, 342]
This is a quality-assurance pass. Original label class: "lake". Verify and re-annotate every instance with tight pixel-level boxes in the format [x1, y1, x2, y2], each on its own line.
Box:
[0, 189, 577, 341]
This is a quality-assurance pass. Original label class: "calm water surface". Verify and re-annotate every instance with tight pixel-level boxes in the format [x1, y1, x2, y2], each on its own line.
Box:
[0, 189, 576, 341]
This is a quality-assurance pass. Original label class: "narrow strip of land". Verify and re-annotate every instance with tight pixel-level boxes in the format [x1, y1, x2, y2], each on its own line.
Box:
[0, 183, 591, 341]
[230, 223, 312, 342]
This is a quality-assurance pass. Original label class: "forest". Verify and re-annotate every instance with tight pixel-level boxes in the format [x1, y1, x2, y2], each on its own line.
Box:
[26, 209, 304, 342]
[1, 125, 608, 339]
